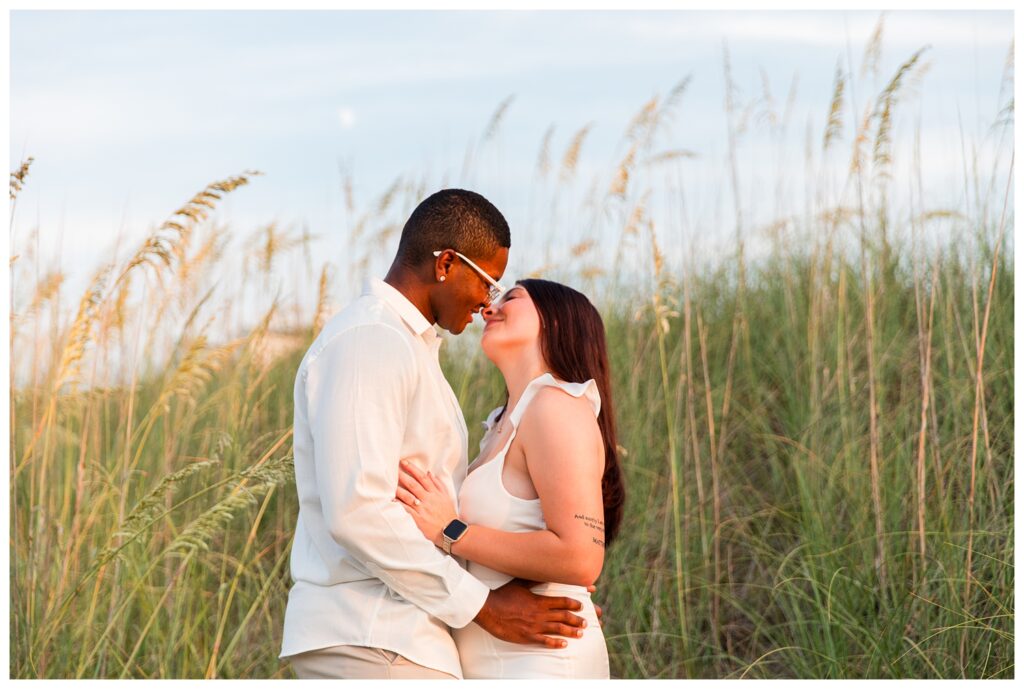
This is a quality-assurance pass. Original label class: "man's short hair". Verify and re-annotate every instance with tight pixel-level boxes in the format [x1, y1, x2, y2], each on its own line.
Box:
[395, 189, 511, 267]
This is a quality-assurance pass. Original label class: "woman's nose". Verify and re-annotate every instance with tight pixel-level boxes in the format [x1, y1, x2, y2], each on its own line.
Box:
[481, 302, 499, 319]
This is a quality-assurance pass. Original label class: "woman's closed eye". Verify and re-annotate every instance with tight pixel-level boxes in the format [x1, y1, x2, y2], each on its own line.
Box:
[499, 288, 524, 305]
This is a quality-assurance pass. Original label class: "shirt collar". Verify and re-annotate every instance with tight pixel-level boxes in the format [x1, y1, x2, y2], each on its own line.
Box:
[364, 277, 437, 340]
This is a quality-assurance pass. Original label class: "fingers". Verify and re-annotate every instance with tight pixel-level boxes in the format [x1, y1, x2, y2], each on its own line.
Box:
[586, 584, 597, 594]
[397, 469, 426, 500]
[544, 596, 583, 613]
[430, 472, 446, 491]
[395, 486, 419, 507]
[553, 610, 587, 628]
[535, 607, 586, 628]
[531, 634, 569, 649]
[399, 459, 433, 490]
[543, 622, 585, 639]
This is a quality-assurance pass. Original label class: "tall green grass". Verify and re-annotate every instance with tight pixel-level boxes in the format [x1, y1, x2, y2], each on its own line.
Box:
[9, 25, 1013, 678]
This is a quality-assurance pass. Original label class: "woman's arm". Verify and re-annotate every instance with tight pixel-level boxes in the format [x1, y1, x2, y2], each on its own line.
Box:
[397, 388, 606, 587]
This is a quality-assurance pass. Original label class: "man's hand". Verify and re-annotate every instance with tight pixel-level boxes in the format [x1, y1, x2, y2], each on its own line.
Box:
[508, 577, 605, 628]
[473, 581, 587, 648]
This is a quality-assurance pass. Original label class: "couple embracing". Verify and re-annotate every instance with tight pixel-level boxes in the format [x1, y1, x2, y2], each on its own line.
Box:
[279, 189, 625, 679]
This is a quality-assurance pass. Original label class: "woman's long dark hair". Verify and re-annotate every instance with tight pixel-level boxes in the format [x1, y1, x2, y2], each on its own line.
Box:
[504, 278, 625, 547]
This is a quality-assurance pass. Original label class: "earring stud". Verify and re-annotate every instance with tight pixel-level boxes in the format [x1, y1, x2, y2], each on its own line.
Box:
[439, 276, 446, 282]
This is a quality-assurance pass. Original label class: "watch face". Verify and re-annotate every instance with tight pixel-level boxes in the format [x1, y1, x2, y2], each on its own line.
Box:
[443, 519, 469, 540]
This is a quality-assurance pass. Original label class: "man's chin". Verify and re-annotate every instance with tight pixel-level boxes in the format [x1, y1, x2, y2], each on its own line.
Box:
[444, 320, 468, 336]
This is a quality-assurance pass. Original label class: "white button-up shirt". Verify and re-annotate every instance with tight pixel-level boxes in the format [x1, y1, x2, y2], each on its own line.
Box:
[280, 278, 490, 677]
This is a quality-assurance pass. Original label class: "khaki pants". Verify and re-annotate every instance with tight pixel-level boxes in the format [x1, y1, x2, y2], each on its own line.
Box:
[286, 644, 457, 679]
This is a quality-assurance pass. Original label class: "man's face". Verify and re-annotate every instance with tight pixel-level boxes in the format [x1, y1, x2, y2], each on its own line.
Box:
[434, 247, 509, 335]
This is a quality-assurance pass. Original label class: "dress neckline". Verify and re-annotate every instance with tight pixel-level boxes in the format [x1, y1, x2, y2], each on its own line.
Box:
[467, 372, 554, 475]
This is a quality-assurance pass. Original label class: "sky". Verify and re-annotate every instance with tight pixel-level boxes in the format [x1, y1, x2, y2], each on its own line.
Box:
[8, 9, 1016, 307]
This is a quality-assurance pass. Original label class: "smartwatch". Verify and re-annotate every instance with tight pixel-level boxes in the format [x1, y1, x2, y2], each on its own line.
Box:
[441, 519, 469, 555]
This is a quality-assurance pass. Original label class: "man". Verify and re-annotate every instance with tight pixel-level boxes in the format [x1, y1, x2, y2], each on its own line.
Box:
[280, 189, 589, 679]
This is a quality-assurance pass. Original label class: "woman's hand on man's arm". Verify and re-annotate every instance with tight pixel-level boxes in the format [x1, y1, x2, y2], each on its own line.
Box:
[395, 459, 457, 546]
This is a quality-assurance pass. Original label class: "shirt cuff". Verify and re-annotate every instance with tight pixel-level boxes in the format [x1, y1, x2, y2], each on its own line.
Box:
[437, 564, 491, 629]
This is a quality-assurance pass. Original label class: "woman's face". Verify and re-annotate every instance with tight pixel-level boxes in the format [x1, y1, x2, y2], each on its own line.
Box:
[480, 285, 541, 359]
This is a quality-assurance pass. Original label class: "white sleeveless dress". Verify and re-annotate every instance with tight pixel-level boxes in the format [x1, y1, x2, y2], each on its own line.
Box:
[453, 373, 610, 679]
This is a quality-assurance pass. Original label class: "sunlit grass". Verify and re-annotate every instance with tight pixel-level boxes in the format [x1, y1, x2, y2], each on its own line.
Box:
[9, 21, 1013, 678]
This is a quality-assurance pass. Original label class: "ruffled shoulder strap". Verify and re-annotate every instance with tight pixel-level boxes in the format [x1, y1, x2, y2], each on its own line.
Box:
[509, 373, 601, 427]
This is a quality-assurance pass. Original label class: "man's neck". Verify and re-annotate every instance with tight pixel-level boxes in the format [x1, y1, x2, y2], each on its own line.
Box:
[384, 264, 436, 325]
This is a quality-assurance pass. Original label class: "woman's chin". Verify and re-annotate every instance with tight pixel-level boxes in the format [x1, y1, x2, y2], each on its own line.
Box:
[480, 334, 501, 360]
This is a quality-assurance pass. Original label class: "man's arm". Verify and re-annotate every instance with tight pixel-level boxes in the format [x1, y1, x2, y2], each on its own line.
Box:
[306, 324, 487, 629]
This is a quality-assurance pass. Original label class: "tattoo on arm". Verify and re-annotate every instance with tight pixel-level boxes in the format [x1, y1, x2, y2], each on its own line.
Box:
[574, 513, 605, 534]
[592, 537, 605, 547]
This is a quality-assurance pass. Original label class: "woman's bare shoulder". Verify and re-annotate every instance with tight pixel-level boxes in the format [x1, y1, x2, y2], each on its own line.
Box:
[518, 385, 601, 449]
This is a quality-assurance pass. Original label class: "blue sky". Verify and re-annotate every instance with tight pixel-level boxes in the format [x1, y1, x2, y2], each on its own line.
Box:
[9, 10, 1015, 303]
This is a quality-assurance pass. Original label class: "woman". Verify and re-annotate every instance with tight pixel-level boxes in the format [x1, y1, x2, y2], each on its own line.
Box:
[395, 278, 624, 679]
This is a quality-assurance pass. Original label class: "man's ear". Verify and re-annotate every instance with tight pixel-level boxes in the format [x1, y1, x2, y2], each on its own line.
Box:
[433, 250, 455, 283]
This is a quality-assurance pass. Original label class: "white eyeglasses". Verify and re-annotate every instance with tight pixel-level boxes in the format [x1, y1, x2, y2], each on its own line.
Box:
[433, 250, 507, 304]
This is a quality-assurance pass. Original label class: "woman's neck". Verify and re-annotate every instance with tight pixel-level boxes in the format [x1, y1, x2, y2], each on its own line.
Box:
[495, 350, 550, 414]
